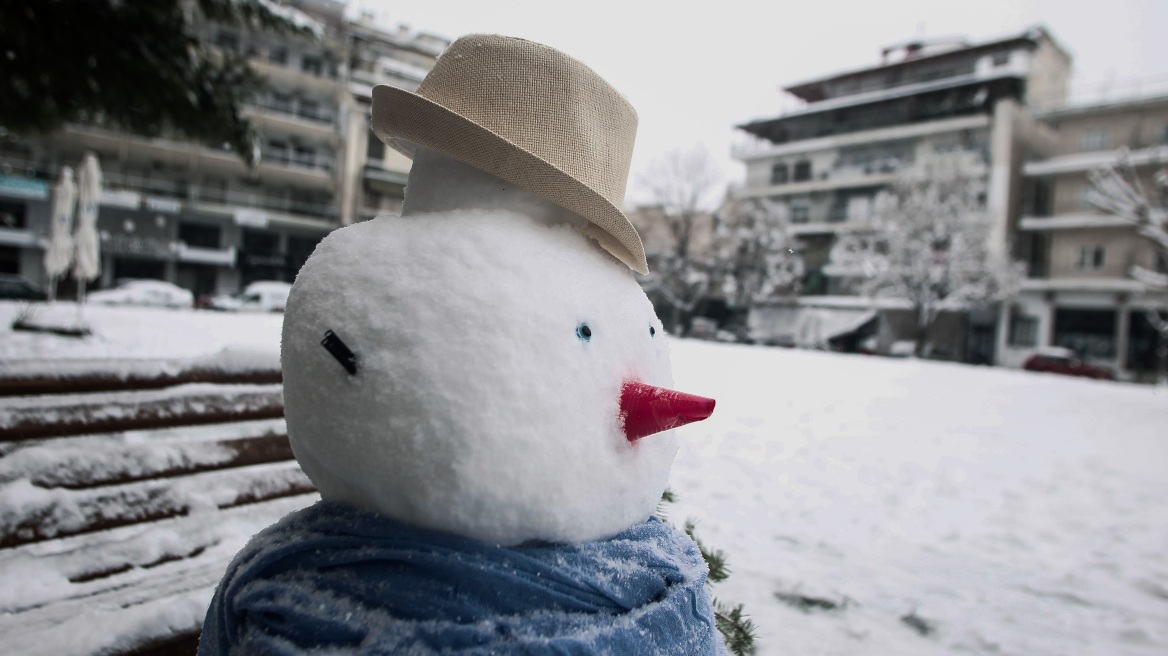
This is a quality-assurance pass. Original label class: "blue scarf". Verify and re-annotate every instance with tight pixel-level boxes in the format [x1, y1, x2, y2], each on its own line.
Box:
[199, 501, 722, 655]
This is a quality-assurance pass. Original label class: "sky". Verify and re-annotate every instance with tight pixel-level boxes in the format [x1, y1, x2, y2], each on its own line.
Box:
[355, 0, 1168, 207]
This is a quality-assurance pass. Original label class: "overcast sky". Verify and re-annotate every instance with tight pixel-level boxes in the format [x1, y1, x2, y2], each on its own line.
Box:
[357, 0, 1168, 206]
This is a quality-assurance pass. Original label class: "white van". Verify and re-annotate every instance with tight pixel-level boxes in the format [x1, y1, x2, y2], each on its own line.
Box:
[210, 281, 292, 313]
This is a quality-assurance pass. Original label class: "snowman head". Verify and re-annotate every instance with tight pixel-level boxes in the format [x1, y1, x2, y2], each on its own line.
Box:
[282, 34, 714, 545]
[282, 210, 712, 545]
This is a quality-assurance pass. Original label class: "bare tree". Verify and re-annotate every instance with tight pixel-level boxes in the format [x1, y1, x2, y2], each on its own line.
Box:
[638, 146, 724, 260]
[852, 154, 1025, 357]
[635, 146, 725, 334]
[1087, 150, 1168, 383]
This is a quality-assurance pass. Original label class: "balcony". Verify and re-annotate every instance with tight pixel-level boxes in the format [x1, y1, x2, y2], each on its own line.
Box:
[0, 156, 337, 223]
[1018, 214, 1135, 231]
[249, 58, 341, 94]
[257, 148, 335, 188]
[245, 101, 338, 140]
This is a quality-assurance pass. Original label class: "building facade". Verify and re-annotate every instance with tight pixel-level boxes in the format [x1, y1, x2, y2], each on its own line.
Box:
[732, 28, 1071, 363]
[0, 0, 446, 302]
[1008, 94, 1168, 381]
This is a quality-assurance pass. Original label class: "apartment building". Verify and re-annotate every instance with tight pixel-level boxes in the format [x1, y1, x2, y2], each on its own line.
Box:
[732, 28, 1071, 362]
[1008, 93, 1168, 380]
[0, 0, 446, 301]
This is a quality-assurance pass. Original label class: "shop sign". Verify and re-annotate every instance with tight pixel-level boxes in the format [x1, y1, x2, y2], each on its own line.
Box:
[0, 175, 48, 200]
[145, 196, 182, 213]
[101, 233, 178, 260]
[235, 209, 270, 228]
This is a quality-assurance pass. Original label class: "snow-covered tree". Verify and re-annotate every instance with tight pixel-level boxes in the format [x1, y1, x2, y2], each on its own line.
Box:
[1087, 150, 1168, 382]
[711, 197, 803, 309]
[853, 154, 1024, 357]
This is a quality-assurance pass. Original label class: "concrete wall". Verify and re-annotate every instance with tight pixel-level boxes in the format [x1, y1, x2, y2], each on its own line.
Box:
[1049, 103, 1168, 156]
[1046, 227, 1160, 278]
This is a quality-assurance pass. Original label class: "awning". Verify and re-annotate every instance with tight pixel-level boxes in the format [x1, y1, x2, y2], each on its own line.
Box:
[748, 305, 876, 347]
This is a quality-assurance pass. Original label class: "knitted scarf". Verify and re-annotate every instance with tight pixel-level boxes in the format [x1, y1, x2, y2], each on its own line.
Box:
[199, 501, 722, 655]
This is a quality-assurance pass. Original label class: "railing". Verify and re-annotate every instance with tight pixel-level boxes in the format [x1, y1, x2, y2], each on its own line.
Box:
[261, 148, 334, 173]
[0, 156, 337, 220]
[249, 101, 336, 125]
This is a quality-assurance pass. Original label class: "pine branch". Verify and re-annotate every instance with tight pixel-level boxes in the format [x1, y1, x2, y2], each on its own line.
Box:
[714, 598, 758, 656]
[683, 519, 730, 584]
[657, 491, 758, 654]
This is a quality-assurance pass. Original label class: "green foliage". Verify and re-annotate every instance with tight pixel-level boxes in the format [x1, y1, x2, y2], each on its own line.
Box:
[683, 519, 729, 584]
[714, 599, 758, 656]
[0, 0, 313, 165]
[660, 489, 757, 655]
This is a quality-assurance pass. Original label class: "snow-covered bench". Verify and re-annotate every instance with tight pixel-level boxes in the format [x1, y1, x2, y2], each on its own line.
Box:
[0, 360, 316, 655]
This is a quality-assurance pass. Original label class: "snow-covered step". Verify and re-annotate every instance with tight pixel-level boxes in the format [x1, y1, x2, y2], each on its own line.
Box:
[0, 383, 284, 440]
[1, 429, 294, 489]
[0, 493, 318, 656]
[0, 460, 313, 549]
[0, 347, 280, 396]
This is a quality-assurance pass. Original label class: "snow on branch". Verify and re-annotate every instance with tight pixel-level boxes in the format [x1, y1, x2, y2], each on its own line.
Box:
[841, 153, 1024, 353]
[1087, 149, 1168, 292]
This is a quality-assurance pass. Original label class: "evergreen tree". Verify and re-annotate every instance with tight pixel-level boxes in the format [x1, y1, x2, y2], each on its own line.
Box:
[0, 0, 316, 165]
[660, 489, 758, 655]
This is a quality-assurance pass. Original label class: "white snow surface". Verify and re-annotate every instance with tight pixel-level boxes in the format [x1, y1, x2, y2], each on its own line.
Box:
[2, 303, 1166, 654]
[282, 210, 677, 546]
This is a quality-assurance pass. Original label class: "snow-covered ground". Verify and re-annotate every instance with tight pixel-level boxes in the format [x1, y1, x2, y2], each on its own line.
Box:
[2, 301, 1166, 655]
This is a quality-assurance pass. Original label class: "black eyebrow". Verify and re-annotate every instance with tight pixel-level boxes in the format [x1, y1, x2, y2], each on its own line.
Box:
[321, 330, 358, 376]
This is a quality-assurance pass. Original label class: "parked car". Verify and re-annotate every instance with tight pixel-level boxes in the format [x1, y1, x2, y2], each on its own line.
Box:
[0, 274, 47, 301]
[1023, 346, 1115, 380]
[209, 281, 292, 313]
[88, 279, 195, 308]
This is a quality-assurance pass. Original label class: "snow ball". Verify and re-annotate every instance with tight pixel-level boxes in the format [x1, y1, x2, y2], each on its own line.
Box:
[281, 210, 676, 545]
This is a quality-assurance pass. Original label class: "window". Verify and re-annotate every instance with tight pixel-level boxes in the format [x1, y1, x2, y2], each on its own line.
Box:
[302, 57, 322, 76]
[269, 48, 287, 65]
[0, 200, 26, 229]
[179, 222, 221, 249]
[1008, 313, 1038, 346]
[791, 206, 809, 223]
[1081, 128, 1109, 151]
[991, 52, 1010, 67]
[770, 163, 788, 185]
[1076, 245, 1105, 270]
[793, 160, 812, 182]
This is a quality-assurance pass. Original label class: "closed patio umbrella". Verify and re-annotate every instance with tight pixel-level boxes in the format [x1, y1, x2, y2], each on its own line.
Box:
[44, 166, 76, 301]
[73, 153, 103, 306]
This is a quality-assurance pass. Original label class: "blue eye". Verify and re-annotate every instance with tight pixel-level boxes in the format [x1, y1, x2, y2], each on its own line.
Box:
[650, 325, 656, 337]
[576, 322, 592, 341]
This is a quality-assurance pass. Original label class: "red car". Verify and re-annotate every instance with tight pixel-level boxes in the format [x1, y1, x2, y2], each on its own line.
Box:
[1023, 347, 1115, 380]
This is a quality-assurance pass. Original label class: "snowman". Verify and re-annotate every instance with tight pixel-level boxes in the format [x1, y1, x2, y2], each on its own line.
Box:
[200, 34, 721, 655]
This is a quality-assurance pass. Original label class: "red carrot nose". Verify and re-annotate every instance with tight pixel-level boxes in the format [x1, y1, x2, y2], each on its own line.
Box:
[619, 380, 716, 442]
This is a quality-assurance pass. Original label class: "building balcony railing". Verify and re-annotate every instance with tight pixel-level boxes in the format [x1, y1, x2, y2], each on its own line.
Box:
[260, 148, 335, 174]
[248, 100, 336, 125]
[0, 156, 337, 221]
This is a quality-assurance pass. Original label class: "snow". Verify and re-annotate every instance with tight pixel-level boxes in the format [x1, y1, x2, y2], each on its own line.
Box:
[282, 207, 677, 546]
[0, 301, 282, 365]
[1, 298, 1165, 654]
[666, 341, 1168, 655]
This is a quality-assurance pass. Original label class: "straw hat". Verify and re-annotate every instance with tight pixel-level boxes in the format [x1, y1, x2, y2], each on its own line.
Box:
[371, 34, 648, 274]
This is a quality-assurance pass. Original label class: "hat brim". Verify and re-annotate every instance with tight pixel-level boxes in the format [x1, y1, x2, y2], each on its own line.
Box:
[371, 85, 648, 275]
